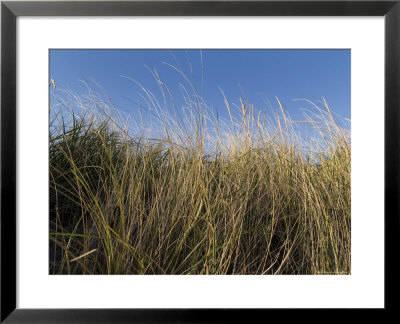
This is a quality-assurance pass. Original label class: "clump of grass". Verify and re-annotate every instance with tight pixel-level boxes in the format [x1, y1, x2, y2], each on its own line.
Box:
[49, 73, 350, 275]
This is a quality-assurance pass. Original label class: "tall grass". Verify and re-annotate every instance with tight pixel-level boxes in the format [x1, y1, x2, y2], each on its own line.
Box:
[49, 75, 350, 275]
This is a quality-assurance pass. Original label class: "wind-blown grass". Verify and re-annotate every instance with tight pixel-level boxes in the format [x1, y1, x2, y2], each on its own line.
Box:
[49, 77, 350, 275]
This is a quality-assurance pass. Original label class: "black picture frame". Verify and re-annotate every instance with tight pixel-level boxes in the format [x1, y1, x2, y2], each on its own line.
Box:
[1, 0, 399, 322]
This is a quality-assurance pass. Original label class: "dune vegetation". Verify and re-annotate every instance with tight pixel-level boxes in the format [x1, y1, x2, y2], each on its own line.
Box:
[49, 71, 350, 275]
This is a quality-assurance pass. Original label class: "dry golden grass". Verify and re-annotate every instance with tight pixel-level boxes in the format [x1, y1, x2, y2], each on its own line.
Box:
[49, 79, 350, 275]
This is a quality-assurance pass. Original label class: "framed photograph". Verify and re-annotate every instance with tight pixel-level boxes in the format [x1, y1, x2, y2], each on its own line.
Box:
[1, 0, 398, 322]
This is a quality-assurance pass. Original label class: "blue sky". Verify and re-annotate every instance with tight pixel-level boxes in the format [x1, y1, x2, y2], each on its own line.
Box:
[49, 49, 350, 127]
